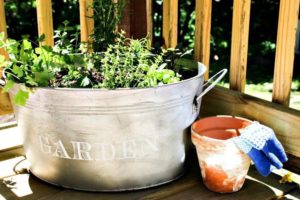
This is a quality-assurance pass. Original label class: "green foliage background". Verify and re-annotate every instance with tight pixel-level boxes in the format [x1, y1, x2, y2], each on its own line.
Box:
[153, 0, 282, 84]
[4, 0, 298, 85]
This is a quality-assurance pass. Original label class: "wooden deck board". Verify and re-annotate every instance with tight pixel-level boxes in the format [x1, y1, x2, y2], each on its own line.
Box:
[0, 126, 22, 152]
[281, 188, 300, 200]
[1, 174, 63, 200]
[0, 147, 299, 200]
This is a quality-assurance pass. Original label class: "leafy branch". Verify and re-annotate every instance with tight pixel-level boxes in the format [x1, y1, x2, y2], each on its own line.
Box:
[0, 29, 183, 106]
[91, 0, 126, 52]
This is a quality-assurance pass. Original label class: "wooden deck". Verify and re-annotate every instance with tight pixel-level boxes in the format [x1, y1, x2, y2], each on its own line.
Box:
[1, 128, 299, 200]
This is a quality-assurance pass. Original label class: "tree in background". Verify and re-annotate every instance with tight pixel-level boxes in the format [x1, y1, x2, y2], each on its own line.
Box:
[5, 0, 79, 40]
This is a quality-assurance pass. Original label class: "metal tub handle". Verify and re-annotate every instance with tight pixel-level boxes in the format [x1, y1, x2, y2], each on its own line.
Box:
[196, 68, 228, 103]
[189, 68, 227, 124]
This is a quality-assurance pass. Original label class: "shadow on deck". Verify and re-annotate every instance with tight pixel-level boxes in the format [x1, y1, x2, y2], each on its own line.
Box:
[0, 145, 299, 200]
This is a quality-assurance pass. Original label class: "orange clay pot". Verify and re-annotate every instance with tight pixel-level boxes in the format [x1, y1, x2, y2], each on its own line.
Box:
[191, 116, 252, 193]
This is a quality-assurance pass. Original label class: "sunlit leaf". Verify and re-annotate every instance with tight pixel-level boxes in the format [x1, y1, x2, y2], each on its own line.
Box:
[81, 76, 90, 87]
[12, 65, 24, 77]
[25, 76, 38, 86]
[180, 49, 193, 58]
[2, 80, 14, 93]
[13, 90, 29, 106]
[35, 47, 42, 54]
[23, 39, 32, 50]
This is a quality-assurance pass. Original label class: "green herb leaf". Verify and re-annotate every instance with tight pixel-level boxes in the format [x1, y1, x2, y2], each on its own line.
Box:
[62, 20, 70, 26]
[25, 76, 38, 86]
[12, 65, 24, 77]
[163, 73, 171, 83]
[155, 70, 164, 81]
[23, 39, 32, 50]
[35, 47, 42, 54]
[34, 70, 52, 87]
[180, 49, 193, 58]
[7, 39, 19, 55]
[41, 45, 52, 52]
[13, 90, 29, 106]
[81, 76, 90, 87]
[37, 34, 46, 42]
[2, 80, 14, 93]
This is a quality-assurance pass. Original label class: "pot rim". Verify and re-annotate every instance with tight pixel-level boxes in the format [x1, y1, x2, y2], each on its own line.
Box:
[191, 129, 236, 145]
[191, 115, 252, 143]
[12, 62, 206, 92]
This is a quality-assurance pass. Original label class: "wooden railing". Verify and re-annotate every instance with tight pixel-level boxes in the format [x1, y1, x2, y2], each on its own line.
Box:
[0, 0, 300, 172]
[0, 0, 10, 116]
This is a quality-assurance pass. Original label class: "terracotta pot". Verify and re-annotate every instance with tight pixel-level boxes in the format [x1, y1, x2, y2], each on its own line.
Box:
[191, 116, 252, 193]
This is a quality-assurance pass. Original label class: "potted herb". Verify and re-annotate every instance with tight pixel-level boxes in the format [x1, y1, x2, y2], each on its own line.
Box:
[0, 0, 226, 191]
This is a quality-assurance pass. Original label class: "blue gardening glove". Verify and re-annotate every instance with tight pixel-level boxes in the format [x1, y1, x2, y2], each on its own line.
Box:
[231, 122, 288, 176]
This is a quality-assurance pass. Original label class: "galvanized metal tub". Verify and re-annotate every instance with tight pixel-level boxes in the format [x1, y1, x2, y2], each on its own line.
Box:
[9, 63, 226, 191]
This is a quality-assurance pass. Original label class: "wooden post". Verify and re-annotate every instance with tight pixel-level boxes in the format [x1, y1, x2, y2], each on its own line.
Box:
[272, 0, 299, 106]
[162, 0, 178, 48]
[36, 0, 54, 46]
[119, 0, 132, 38]
[229, 0, 251, 92]
[79, 0, 94, 48]
[194, 0, 212, 80]
[0, 0, 7, 60]
[131, 0, 153, 39]
[146, 0, 153, 41]
[0, 0, 13, 115]
[0, 0, 7, 77]
[120, 0, 153, 40]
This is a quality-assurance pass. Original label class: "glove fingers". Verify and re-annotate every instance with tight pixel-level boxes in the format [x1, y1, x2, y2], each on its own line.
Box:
[263, 136, 288, 163]
[248, 149, 274, 177]
[265, 152, 283, 169]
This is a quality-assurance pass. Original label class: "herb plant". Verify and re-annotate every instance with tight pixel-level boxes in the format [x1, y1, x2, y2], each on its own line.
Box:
[92, 0, 125, 52]
[100, 31, 180, 89]
[0, 29, 182, 106]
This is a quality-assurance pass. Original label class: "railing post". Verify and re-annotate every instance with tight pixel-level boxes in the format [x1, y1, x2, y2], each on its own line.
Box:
[120, 0, 153, 40]
[162, 0, 178, 48]
[146, 0, 153, 41]
[119, 0, 131, 38]
[194, 0, 212, 80]
[36, 0, 54, 46]
[272, 0, 300, 106]
[0, 0, 13, 115]
[131, 0, 153, 39]
[229, 0, 251, 92]
[79, 0, 94, 50]
[0, 0, 7, 60]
